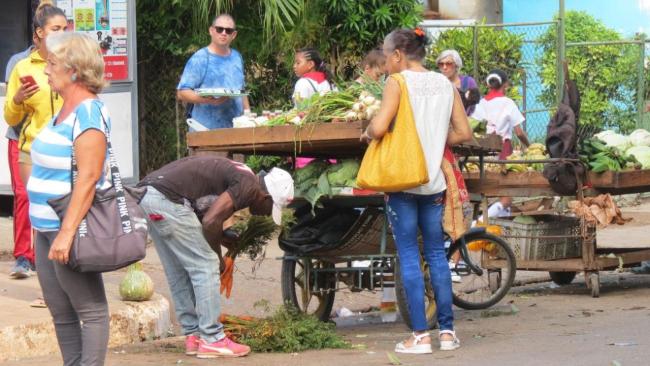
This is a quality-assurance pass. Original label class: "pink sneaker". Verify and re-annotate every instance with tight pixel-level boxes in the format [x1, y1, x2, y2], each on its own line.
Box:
[196, 337, 251, 358]
[185, 335, 200, 355]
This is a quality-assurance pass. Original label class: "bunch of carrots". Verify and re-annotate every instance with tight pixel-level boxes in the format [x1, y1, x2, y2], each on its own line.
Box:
[219, 313, 257, 341]
[219, 215, 280, 298]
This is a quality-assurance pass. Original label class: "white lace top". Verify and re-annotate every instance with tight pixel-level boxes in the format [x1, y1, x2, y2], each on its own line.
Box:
[401, 70, 454, 195]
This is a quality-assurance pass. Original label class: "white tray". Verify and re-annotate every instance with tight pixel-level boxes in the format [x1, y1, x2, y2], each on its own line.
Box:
[196, 88, 249, 97]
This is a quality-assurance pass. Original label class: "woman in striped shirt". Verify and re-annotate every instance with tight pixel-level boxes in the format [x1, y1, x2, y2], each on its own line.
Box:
[27, 32, 112, 366]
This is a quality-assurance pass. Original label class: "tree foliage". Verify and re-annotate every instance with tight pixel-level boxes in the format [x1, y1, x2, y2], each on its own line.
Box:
[323, 0, 423, 77]
[538, 11, 640, 132]
[136, 0, 422, 175]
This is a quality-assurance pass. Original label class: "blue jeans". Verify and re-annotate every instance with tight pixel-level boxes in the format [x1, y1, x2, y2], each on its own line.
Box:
[386, 191, 454, 332]
[140, 187, 225, 343]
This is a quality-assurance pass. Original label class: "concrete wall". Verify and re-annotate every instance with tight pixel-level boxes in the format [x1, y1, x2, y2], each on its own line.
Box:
[423, 0, 504, 23]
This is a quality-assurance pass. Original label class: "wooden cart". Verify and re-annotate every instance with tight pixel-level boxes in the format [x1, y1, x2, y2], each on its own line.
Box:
[187, 122, 515, 322]
[463, 169, 650, 297]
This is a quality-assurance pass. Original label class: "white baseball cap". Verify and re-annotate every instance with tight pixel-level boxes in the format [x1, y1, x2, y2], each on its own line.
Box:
[263, 168, 294, 225]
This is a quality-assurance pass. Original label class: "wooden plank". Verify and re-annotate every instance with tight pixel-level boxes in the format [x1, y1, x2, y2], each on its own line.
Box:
[488, 249, 650, 271]
[188, 122, 366, 155]
[589, 170, 650, 194]
[488, 258, 586, 271]
[463, 171, 557, 197]
[595, 249, 650, 268]
[187, 122, 502, 157]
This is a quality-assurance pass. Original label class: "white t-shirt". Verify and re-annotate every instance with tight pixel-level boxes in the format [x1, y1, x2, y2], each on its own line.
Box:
[471, 96, 525, 140]
[475, 201, 511, 224]
[401, 70, 454, 196]
[293, 77, 333, 103]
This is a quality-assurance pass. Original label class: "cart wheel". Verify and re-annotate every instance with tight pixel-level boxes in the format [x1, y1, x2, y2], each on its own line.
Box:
[549, 271, 577, 286]
[589, 272, 600, 298]
[281, 257, 336, 322]
[394, 257, 438, 330]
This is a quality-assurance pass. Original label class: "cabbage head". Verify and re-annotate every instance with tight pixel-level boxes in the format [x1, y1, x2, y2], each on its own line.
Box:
[599, 133, 631, 152]
[625, 146, 650, 169]
[327, 159, 360, 186]
[629, 129, 650, 147]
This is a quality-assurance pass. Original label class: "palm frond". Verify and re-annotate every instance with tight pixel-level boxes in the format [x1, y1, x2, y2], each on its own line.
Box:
[191, 0, 233, 34]
[260, 0, 304, 40]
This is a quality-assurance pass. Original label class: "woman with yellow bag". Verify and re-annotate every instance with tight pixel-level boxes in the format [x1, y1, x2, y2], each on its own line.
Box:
[359, 28, 472, 354]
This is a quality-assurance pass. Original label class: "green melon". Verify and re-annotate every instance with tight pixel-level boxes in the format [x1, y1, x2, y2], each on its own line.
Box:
[119, 262, 154, 301]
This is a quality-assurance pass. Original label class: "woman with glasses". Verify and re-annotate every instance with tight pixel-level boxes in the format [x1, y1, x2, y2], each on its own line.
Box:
[436, 49, 480, 115]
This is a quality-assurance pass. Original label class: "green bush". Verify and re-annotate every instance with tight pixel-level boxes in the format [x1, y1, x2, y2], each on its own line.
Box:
[323, 0, 423, 78]
[538, 11, 640, 132]
[136, 0, 423, 175]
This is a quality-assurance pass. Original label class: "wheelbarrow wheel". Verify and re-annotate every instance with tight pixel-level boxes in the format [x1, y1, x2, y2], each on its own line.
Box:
[394, 257, 438, 330]
[281, 257, 336, 322]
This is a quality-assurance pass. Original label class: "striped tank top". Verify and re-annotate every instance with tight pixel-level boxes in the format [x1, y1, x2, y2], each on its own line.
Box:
[27, 99, 111, 231]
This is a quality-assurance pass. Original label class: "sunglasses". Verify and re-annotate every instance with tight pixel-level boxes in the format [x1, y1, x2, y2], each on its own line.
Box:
[437, 61, 455, 68]
[213, 26, 236, 35]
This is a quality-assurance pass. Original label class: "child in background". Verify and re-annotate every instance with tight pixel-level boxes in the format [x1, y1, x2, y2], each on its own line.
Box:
[292, 48, 335, 168]
[356, 49, 386, 83]
[292, 48, 334, 105]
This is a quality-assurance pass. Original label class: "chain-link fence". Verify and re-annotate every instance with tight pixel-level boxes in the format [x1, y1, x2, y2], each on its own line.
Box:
[565, 39, 647, 133]
[137, 55, 188, 176]
[423, 21, 558, 141]
[423, 21, 649, 141]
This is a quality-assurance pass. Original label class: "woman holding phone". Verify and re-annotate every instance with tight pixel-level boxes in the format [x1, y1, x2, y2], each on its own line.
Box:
[4, 0, 67, 183]
[3, 0, 67, 277]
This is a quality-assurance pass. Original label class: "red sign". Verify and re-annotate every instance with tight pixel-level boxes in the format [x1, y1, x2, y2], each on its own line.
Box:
[104, 55, 129, 81]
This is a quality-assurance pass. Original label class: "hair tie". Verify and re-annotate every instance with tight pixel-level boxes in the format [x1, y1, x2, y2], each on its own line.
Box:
[414, 27, 425, 37]
[486, 73, 502, 85]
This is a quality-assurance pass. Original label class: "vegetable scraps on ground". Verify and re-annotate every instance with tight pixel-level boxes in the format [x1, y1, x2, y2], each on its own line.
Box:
[219, 211, 295, 298]
[220, 307, 350, 353]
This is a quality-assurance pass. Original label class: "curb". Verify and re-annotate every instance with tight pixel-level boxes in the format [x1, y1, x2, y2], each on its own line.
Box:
[0, 293, 171, 362]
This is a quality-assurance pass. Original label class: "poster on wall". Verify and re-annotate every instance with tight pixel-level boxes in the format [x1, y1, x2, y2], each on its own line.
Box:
[55, 0, 129, 81]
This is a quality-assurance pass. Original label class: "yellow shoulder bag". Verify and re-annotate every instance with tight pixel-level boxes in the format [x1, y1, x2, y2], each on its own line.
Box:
[356, 73, 429, 192]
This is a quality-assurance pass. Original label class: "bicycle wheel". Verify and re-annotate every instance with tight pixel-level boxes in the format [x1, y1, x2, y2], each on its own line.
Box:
[447, 232, 516, 310]
[281, 257, 336, 322]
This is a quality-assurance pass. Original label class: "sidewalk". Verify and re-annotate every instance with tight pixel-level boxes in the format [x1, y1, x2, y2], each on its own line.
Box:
[0, 256, 171, 362]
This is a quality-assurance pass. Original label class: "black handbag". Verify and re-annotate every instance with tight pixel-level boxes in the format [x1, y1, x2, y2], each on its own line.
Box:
[47, 111, 148, 272]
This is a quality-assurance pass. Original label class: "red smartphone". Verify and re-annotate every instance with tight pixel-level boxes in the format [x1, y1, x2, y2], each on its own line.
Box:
[19, 75, 37, 88]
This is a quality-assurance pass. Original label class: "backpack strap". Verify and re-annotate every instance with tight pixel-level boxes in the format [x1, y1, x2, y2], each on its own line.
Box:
[305, 78, 319, 94]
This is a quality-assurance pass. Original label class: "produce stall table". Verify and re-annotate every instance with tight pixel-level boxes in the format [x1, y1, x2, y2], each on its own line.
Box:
[463, 168, 650, 297]
[187, 121, 502, 158]
[187, 123, 512, 323]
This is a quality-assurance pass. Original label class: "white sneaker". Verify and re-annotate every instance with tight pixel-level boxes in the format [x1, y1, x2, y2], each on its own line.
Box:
[439, 330, 461, 351]
[395, 332, 432, 354]
[451, 271, 462, 283]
